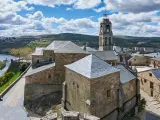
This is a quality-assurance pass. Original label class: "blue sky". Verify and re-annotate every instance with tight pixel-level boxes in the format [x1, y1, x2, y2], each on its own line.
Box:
[0, 0, 160, 37]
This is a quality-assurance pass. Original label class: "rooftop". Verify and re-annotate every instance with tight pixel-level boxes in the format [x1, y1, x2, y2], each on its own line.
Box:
[65, 54, 119, 79]
[115, 65, 136, 84]
[150, 57, 160, 61]
[45, 41, 86, 53]
[25, 63, 55, 76]
[136, 66, 154, 73]
[93, 51, 118, 61]
[152, 69, 160, 79]
[81, 46, 97, 52]
[32, 47, 44, 56]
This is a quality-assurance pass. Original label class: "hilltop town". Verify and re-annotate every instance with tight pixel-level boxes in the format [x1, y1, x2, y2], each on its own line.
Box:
[21, 15, 142, 120]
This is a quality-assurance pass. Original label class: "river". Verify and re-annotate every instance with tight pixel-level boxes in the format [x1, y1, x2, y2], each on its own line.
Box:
[0, 54, 17, 77]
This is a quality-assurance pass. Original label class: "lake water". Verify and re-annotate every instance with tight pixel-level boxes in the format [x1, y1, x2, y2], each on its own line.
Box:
[0, 54, 17, 77]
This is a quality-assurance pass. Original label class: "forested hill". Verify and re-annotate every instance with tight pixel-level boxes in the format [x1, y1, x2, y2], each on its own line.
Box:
[0, 33, 160, 53]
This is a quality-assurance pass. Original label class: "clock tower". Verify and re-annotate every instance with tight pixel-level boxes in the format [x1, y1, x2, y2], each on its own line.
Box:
[99, 15, 113, 51]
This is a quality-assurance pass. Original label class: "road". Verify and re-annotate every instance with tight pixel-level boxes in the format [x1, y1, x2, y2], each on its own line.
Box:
[0, 76, 29, 120]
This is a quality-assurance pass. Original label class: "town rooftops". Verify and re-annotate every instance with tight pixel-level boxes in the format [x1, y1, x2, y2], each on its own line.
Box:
[65, 54, 119, 79]
[93, 51, 118, 61]
[45, 41, 86, 53]
[25, 63, 55, 76]
[32, 47, 45, 55]
[152, 69, 160, 79]
[115, 65, 136, 84]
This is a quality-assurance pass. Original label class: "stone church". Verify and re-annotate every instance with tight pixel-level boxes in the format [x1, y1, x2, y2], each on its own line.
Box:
[24, 15, 140, 119]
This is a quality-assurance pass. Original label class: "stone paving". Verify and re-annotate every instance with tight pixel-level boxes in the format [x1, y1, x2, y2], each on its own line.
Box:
[0, 76, 29, 120]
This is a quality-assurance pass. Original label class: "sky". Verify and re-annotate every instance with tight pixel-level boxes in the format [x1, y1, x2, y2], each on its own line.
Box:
[0, 0, 160, 37]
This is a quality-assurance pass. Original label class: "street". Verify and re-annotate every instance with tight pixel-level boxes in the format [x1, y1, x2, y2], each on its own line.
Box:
[0, 76, 29, 120]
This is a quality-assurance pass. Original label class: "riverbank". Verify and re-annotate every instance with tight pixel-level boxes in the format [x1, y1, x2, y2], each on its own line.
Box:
[0, 60, 30, 94]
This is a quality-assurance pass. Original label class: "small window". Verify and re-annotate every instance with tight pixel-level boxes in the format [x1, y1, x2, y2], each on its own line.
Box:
[48, 74, 51, 79]
[37, 60, 39, 63]
[149, 73, 152, 77]
[107, 90, 111, 97]
[144, 79, 147, 83]
[73, 82, 75, 86]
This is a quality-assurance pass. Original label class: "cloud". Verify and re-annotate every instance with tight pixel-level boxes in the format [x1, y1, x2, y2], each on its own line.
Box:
[74, 0, 101, 9]
[58, 18, 98, 34]
[104, 0, 160, 13]
[27, 11, 44, 20]
[26, 0, 76, 7]
[66, 8, 72, 11]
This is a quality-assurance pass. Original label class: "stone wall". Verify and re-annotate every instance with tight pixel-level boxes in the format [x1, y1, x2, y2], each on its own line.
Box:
[65, 68, 91, 114]
[24, 83, 62, 102]
[122, 79, 136, 103]
[32, 55, 45, 66]
[90, 71, 120, 118]
[150, 59, 160, 68]
[55, 53, 88, 84]
[43, 50, 55, 61]
[128, 56, 150, 66]
[138, 71, 160, 101]
[25, 66, 55, 84]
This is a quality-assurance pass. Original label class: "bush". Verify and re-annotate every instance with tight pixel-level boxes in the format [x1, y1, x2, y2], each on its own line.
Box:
[0, 72, 14, 86]
[20, 63, 28, 72]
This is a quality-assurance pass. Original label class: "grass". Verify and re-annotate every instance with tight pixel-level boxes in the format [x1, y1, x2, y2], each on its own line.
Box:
[26, 40, 51, 49]
[0, 61, 6, 70]
[0, 72, 21, 93]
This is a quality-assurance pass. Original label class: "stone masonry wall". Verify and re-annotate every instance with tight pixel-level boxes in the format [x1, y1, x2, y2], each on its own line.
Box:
[25, 66, 55, 84]
[128, 56, 150, 66]
[150, 59, 160, 68]
[65, 68, 91, 114]
[55, 53, 88, 84]
[24, 83, 62, 102]
[122, 79, 136, 103]
[32, 55, 46, 66]
[138, 71, 160, 101]
[90, 71, 120, 118]
[43, 50, 55, 61]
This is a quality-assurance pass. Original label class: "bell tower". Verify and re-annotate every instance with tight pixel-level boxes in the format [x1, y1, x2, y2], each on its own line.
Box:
[99, 14, 113, 51]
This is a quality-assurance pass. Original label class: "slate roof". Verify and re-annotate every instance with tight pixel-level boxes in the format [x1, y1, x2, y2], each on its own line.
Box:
[81, 46, 97, 52]
[45, 41, 86, 53]
[115, 65, 136, 84]
[136, 66, 154, 73]
[152, 69, 160, 79]
[32, 47, 45, 55]
[25, 63, 55, 76]
[65, 54, 119, 79]
[150, 57, 160, 61]
[93, 51, 118, 61]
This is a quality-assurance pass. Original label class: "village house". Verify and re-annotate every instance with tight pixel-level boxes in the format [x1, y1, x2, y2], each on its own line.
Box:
[137, 67, 160, 101]
[150, 57, 160, 68]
